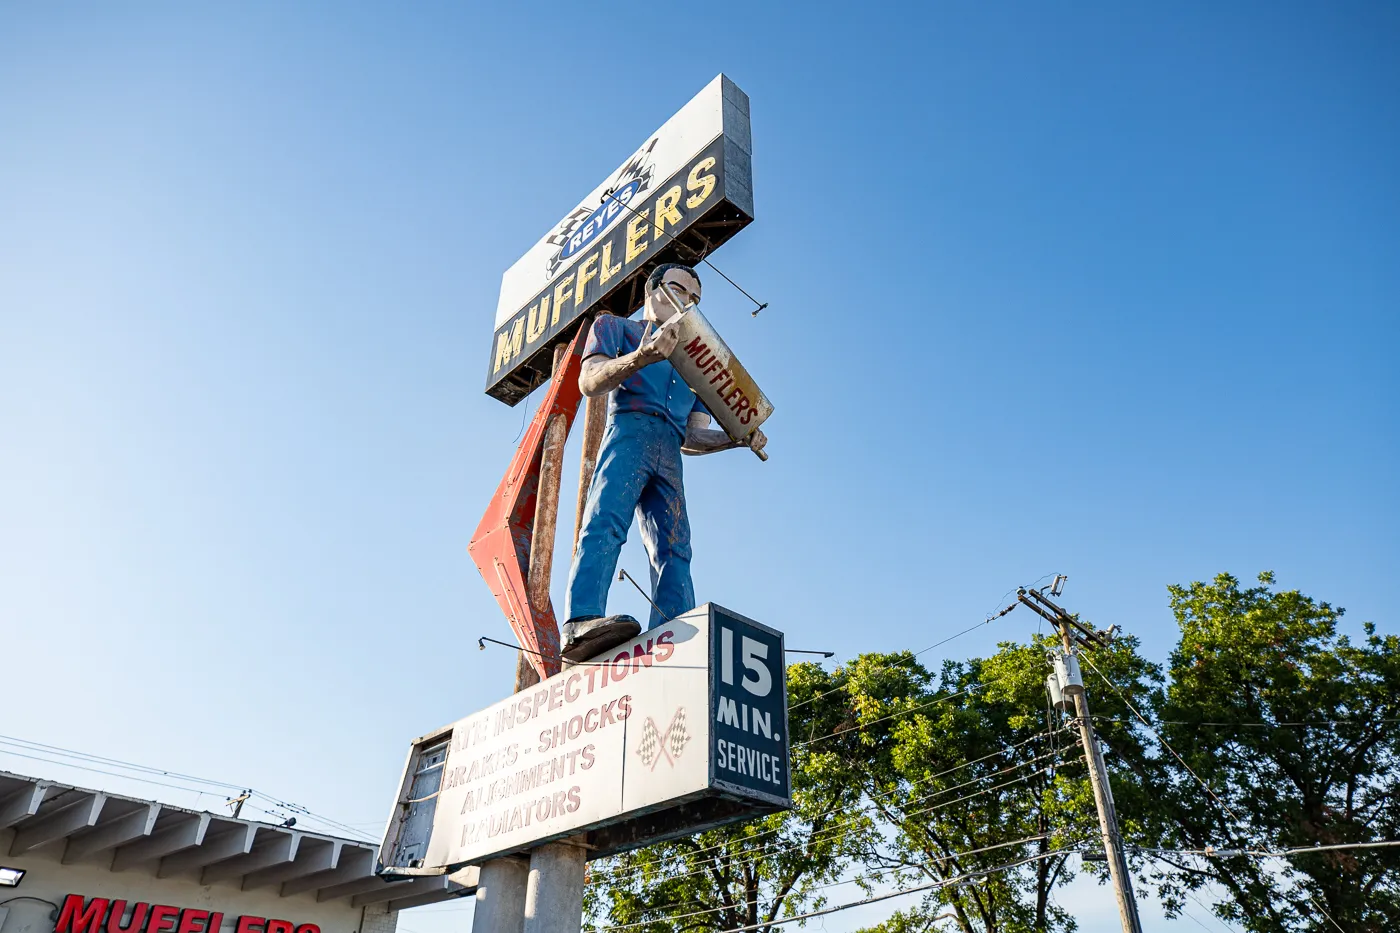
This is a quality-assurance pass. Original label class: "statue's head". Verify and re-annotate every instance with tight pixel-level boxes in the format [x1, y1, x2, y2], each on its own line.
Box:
[644, 263, 701, 325]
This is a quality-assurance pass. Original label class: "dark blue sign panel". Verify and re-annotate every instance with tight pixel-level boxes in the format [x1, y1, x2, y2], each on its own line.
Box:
[708, 606, 790, 804]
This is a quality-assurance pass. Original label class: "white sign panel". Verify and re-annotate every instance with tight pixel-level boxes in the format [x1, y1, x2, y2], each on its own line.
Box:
[484, 74, 754, 405]
[404, 605, 789, 870]
[495, 76, 732, 329]
[427, 616, 709, 867]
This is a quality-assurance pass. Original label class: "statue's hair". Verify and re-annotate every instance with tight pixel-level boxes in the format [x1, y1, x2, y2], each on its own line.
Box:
[646, 262, 700, 292]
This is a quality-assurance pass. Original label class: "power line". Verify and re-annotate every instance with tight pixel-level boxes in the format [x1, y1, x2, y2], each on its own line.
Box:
[1092, 716, 1400, 730]
[1179, 883, 1242, 933]
[885, 745, 1075, 819]
[788, 602, 1019, 714]
[592, 751, 1072, 887]
[593, 675, 1062, 884]
[1076, 649, 1347, 933]
[476, 634, 708, 670]
[592, 834, 1073, 932]
[881, 755, 1083, 831]
[1075, 652, 1242, 829]
[0, 746, 223, 799]
[1136, 840, 1400, 858]
[586, 848, 1080, 933]
[586, 730, 1067, 885]
[247, 792, 377, 841]
[1148, 850, 1341, 933]
[0, 734, 246, 790]
[588, 750, 1078, 889]
[1180, 906, 1220, 933]
[0, 735, 375, 842]
[0, 746, 304, 833]
[793, 684, 986, 749]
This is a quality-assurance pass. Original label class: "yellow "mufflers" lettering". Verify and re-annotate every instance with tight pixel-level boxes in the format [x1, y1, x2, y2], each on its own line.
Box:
[652, 185, 683, 240]
[574, 254, 599, 307]
[600, 241, 622, 285]
[494, 151, 727, 383]
[686, 157, 716, 209]
[526, 296, 550, 343]
[625, 208, 651, 264]
[551, 274, 574, 324]
[494, 318, 524, 373]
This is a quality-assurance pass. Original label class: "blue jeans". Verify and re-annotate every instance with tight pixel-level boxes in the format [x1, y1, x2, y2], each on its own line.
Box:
[565, 413, 694, 629]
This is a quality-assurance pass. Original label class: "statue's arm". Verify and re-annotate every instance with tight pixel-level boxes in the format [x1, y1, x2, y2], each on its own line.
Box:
[579, 320, 682, 398]
[579, 352, 647, 398]
[682, 413, 767, 456]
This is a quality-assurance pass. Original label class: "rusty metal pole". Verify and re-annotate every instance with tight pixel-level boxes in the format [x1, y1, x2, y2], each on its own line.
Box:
[529, 360, 569, 611]
[516, 343, 568, 690]
[572, 380, 607, 553]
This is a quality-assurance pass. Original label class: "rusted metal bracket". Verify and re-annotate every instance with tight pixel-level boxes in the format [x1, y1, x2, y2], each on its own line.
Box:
[468, 325, 589, 681]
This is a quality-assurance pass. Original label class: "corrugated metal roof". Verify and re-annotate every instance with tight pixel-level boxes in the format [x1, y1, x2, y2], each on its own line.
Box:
[0, 770, 475, 910]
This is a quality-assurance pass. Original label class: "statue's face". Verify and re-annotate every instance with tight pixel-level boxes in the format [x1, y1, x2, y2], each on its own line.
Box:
[645, 268, 701, 324]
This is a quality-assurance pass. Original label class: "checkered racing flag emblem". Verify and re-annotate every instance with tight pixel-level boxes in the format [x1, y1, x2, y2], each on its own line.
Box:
[635, 708, 690, 770]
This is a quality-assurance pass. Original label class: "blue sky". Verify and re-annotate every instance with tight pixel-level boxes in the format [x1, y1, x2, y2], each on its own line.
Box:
[1, 3, 1395, 930]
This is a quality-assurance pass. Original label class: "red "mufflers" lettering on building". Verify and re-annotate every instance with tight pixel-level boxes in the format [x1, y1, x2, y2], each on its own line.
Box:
[56, 895, 321, 933]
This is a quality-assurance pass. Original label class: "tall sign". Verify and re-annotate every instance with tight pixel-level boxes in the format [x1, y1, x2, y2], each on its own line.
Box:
[485, 75, 754, 406]
[379, 605, 789, 873]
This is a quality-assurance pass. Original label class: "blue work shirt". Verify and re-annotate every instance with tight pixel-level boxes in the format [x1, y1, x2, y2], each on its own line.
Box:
[584, 315, 707, 439]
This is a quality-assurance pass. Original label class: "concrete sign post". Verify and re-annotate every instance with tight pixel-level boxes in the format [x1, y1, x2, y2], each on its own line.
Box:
[523, 843, 586, 933]
[473, 859, 528, 933]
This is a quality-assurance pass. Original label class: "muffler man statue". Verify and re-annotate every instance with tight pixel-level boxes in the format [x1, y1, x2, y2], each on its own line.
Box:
[562, 263, 767, 660]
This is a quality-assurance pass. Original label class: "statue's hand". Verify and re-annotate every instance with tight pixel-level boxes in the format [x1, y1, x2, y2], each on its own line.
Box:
[746, 428, 768, 453]
[638, 318, 682, 362]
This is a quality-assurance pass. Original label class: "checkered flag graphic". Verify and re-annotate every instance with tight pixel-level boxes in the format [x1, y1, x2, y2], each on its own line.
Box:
[635, 717, 662, 769]
[634, 708, 690, 770]
[666, 707, 689, 760]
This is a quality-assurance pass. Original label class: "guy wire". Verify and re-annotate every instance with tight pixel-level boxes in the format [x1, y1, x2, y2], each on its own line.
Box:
[598, 188, 768, 314]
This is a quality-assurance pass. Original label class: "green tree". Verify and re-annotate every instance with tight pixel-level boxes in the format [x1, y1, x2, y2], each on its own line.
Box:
[839, 636, 1160, 933]
[582, 662, 882, 933]
[1123, 572, 1400, 932]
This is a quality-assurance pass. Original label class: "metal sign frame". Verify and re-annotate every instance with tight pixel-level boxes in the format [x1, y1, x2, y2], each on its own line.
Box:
[485, 75, 754, 406]
[377, 605, 790, 875]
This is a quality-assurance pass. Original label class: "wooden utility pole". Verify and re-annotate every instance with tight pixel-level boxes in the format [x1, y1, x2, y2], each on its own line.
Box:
[1018, 587, 1143, 933]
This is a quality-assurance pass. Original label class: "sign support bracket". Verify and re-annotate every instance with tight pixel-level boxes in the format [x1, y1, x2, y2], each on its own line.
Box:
[468, 324, 590, 682]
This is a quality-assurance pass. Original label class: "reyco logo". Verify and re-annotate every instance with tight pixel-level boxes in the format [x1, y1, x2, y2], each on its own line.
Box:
[545, 138, 657, 276]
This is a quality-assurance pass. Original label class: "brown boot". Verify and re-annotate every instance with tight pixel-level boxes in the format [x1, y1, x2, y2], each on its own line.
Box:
[561, 615, 641, 662]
